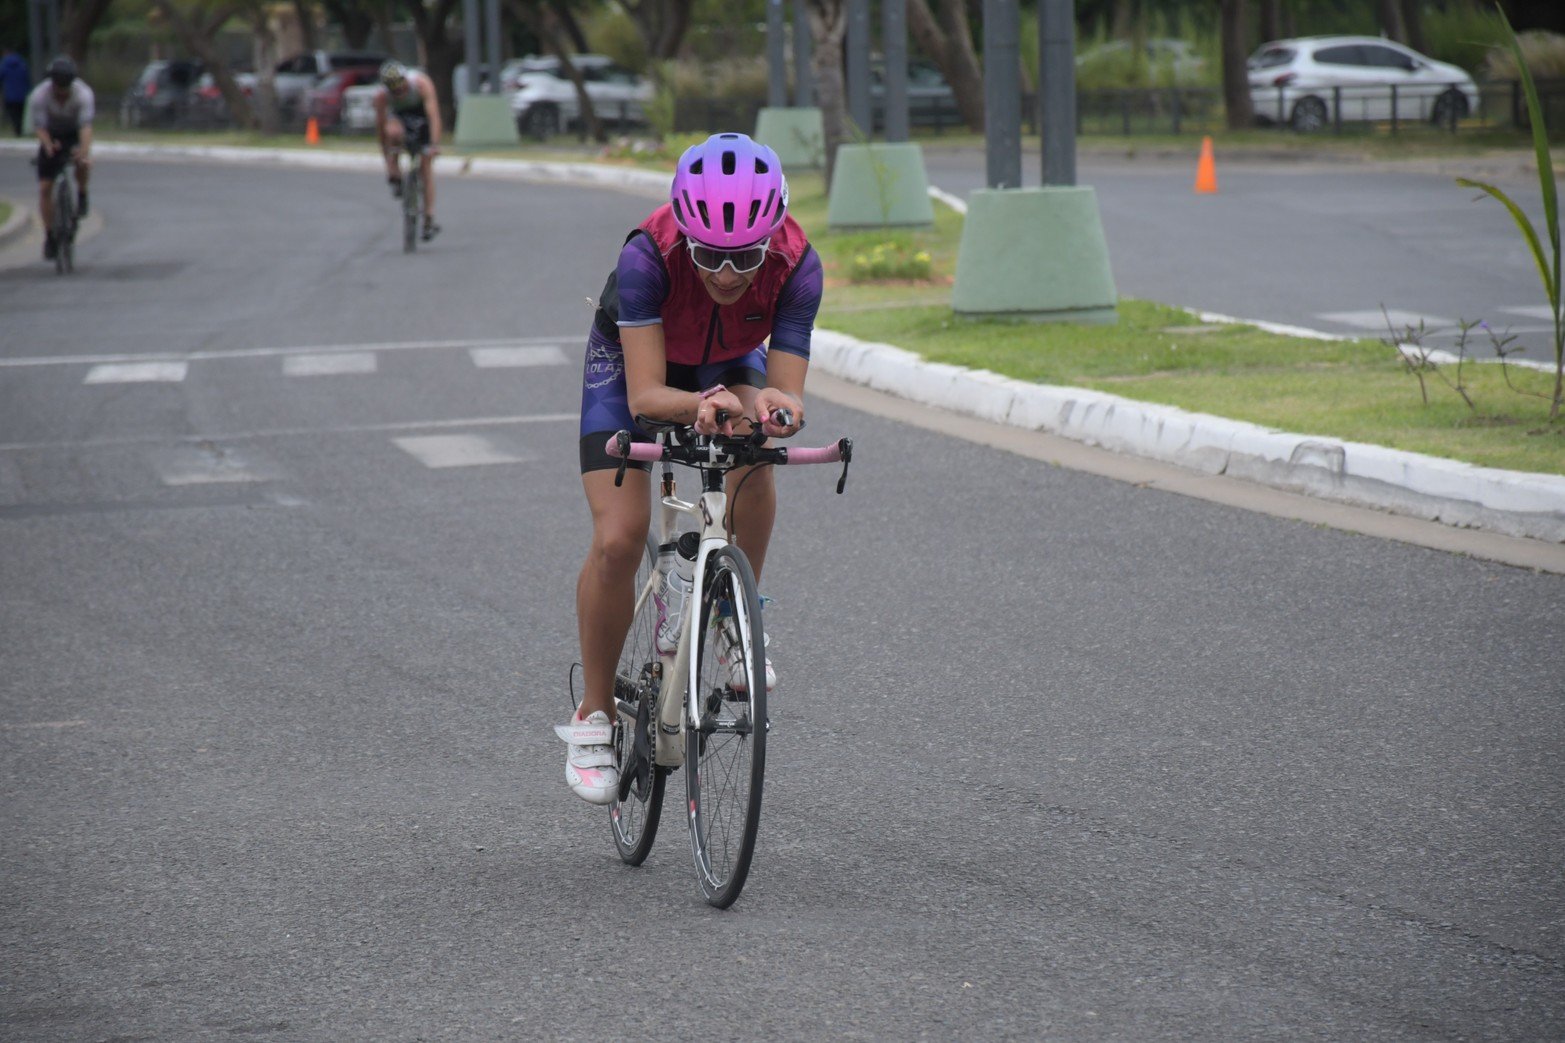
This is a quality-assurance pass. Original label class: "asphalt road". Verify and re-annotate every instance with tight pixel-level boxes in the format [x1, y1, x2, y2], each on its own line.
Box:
[1, 157, 1562, 1041]
[922, 148, 1551, 351]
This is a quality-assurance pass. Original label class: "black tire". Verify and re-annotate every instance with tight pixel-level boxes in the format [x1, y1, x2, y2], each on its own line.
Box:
[53, 178, 74, 276]
[525, 104, 559, 141]
[402, 166, 419, 254]
[610, 534, 667, 865]
[1290, 96, 1328, 133]
[686, 544, 767, 909]
[1431, 89, 1468, 127]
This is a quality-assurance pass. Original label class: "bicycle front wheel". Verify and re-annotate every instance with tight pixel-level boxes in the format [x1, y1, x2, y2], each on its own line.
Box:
[610, 534, 666, 865]
[402, 167, 419, 253]
[53, 179, 74, 275]
[686, 544, 767, 908]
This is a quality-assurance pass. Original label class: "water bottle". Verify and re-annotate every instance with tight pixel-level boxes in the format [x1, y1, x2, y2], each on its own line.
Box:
[656, 541, 694, 654]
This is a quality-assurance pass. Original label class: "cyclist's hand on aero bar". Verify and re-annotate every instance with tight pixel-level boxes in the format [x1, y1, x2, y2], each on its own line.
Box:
[694, 387, 743, 437]
[755, 388, 803, 439]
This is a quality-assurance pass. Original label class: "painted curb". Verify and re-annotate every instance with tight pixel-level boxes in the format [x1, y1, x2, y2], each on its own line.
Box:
[810, 329, 1565, 544]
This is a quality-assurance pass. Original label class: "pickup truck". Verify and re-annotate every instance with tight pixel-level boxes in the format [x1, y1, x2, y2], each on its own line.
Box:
[268, 50, 387, 118]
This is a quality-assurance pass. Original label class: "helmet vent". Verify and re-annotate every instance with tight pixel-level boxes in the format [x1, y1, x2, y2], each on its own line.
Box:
[722, 202, 734, 233]
[747, 200, 761, 228]
[763, 189, 776, 220]
[721, 150, 737, 176]
[671, 197, 685, 226]
[695, 199, 710, 229]
[756, 159, 770, 174]
[688, 158, 703, 176]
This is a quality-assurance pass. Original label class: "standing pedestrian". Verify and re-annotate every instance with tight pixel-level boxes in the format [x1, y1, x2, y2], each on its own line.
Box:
[0, 46, 31, 136]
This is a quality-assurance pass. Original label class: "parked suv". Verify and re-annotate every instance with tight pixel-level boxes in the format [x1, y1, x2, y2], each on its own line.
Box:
[1248, 36, 1479, 131]
[304, 66, 381, 130]
[119, 59, 205, 127]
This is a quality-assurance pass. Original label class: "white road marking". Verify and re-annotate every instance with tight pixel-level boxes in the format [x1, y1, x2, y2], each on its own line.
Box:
[0, 412, 576, 454]
[1317, 309, 1458, 332]
[1499, 305, 1560, 321]
[83, 362, 189, 384]
[151, 445, 267, 485]
[469, 346, 568, 368]
[0, 336, 575, 369]
[392, 433, 534, 468]
[283, 352, 378, 376]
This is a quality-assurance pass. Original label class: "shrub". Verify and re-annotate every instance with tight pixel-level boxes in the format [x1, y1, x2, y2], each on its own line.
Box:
[848, 240, 933, 282]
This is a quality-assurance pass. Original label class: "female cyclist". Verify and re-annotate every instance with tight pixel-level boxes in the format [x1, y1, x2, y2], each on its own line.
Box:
[559, 132, 824, 804]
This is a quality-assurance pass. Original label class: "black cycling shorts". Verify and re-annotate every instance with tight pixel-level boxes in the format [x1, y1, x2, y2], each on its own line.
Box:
[35, 133, 80, 183]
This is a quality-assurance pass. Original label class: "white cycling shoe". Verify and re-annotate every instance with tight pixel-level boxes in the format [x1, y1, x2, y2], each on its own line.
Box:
[716, 618, 776, 693]
[554, 710, 619, 805]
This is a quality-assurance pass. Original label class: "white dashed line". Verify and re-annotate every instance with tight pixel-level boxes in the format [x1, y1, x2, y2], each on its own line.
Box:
[392, 434, 534, 468]
[1499, 305, 1561, 321]
[283, 352, 379, 376]
[468, 346, 568, 368]
[83, 362, 189, 384]
[1317, 308, 1458, 332]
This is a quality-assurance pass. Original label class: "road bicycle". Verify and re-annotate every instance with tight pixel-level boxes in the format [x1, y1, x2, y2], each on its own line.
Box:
[603, 411, 851, 908]
[398, 139, 425, 254]
[40, 152, 79, 275]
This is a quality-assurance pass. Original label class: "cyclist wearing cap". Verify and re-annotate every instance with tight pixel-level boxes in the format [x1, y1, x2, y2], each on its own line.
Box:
[560, 132, 824, 805]
[30, 56, 93, 262]
[374, 60, 441, 241]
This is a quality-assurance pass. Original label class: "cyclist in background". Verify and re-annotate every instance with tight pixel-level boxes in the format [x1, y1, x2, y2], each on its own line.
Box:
[560, 132, 824, 804]
[374, 60, 441, 241]
[30, 55, 93, 262]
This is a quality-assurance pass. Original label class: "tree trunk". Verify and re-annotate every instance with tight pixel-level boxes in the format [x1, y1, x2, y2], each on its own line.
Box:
[1258, 0, 1281, 43]
[504, 0, 606, 140]
[293, 0, 319, 51]
[906, 0, 983, 132]
[1377, 0, 1406, 43]
[1219, 0, 1253, 130]
[321, 0, 379, 50]
[152, 0, 255, 128]
[1399, 0, 1427, 55]
[806, 0, 847, 188]
[249, 7, 282, 134]
[549, 0, 590, 54]
[62, 0, 115, 64]
[408, 0, 462, 128]
[621, 0, 694, 60]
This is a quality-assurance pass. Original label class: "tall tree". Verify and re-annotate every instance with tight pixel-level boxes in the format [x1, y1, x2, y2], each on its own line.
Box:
[149, 0, 268, 129]
[1376, 0, 1406, 43]
[906, 0, 983, 133]
[1257, 0, 1281, 43]
[617, 0, 694, 59]
[503, 0, 606, 140]
[1218, 0, 1253, 129]
[62, 0, 117, 64]
[320, 0, 381, 50]
[805, 0, 846, 188]
[1398, 0, 1427, 55]
[406, 0, 463, 127]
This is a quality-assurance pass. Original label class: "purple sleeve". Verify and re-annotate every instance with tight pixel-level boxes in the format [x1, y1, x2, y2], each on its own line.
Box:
[616, 233, 669, 328]
[768, 248, 823, 361]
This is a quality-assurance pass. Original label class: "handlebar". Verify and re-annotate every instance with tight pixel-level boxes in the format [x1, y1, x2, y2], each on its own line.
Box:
[605, 418, 854, 493]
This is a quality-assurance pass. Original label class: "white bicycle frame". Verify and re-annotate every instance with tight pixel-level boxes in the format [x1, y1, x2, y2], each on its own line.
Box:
[629, 458, 759, 769]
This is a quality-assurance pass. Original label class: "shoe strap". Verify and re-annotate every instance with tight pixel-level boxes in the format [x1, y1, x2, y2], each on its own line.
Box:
[553, 719, 612, 747]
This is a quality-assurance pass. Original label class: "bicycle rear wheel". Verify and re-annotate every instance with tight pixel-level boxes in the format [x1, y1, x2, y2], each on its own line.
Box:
[402, 165, 419, 253]
[610, 534, 667, 865]
[686, 544, 767, 908]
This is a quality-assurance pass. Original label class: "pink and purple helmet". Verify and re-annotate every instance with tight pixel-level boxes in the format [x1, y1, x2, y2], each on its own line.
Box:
[669, 133, 788, 250]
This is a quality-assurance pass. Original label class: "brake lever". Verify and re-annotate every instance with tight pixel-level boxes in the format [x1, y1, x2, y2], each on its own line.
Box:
[612, 430, 631, 487]
[835, 437, 853, 494]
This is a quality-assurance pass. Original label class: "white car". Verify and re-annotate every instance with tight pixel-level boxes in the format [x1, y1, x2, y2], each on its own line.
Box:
[1248, 36, 1479, 131]
[505, 54, 652, 140]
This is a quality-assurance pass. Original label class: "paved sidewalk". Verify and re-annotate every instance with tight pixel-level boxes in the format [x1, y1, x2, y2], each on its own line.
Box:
[5, 139, 1561, 546]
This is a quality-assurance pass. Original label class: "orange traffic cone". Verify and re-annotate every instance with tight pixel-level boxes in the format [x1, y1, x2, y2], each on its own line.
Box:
[1194, 136, 1218, 194]
[305, 117, 320, 145]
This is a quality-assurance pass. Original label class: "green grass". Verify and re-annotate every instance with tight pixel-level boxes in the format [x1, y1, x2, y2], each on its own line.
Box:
[0, 200, 11, 228]
[781, 173, 1565, 477]
[92, 129, 1565, 475]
